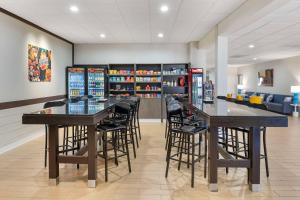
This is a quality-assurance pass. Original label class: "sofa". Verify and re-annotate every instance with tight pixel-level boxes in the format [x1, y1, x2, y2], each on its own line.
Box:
[244, 92, 293, 114]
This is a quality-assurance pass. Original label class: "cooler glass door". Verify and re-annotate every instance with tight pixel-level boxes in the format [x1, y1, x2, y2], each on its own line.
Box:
[87, 68, 105, 98]
[192, 74, 203, 102]
[68, 68, 85, 98]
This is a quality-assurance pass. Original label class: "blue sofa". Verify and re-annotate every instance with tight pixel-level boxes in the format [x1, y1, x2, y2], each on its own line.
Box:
[244, 92, 293, 115]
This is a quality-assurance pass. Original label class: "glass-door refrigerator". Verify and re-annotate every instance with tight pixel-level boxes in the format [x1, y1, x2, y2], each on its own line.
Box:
[67, 67, 85, 99]
[188, 68, 203, 104]
[87, 67, 105, 98]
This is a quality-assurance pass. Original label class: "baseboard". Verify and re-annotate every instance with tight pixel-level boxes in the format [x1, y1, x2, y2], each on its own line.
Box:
[140, 119, 164, 123]
[0, 129, 43, 154]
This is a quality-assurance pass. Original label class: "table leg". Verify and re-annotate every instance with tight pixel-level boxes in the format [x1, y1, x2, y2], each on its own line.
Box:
[48, 125, 59, 185]
[248, 127, 261, 192]
[208, 126, 218, 192]
[87, 125, 97, 188]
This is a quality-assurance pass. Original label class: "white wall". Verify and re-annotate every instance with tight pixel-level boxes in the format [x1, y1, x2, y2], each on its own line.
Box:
[237, 55, 300, 95]
[0, 13, 72, 152]
[74, 43, 189, 64]
[0, 12, 72, 102]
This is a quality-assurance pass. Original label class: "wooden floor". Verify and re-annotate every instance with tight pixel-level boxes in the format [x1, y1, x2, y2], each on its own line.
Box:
[0, 118, 300, 200]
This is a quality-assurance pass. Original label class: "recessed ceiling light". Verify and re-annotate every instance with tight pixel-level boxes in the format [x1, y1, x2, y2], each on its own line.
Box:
[158, 33, 164, 38]
[70, 5, 79, 13]
[253, 57, 257, 60]
[160, 5, 169, 13]
[248, 44, 255, 48]
[100, 34, 106, 38]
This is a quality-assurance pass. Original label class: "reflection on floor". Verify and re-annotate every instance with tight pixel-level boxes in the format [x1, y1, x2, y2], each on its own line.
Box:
[0, 119, 300, 200]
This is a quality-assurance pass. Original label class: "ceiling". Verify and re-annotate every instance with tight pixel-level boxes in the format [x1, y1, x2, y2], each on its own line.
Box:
[0, 0, 246, 44]
[229, 0, 300, 65]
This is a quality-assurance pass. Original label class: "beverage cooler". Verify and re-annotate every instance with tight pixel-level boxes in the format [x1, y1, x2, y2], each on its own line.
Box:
[67, 67, 85, 99]
[188, 68, 203, 104]
[67, 66, 107, 99]
[87, 68, 105, 98]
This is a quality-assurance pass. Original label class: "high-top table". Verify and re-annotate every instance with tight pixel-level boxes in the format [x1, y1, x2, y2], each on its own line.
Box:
[192, 99, 288, 192]
[22, 97, 126, 188]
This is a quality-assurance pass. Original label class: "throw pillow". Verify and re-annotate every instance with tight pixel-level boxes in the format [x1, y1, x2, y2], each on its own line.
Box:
[260, 94, 265, 100]
[284, 97, 292, 102]
[266, 95, 273, 103]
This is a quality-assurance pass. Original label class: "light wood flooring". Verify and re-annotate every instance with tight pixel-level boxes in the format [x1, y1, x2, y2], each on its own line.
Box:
[0, 118, 300, 200]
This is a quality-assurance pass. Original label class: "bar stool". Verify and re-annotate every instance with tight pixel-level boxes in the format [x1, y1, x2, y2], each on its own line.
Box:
[219, 127, 269, 177]
[165, 102, 208, 187]
[121, 99, 139, 149]
[165, 98, 206, 151]
[97, 102, 132, 182]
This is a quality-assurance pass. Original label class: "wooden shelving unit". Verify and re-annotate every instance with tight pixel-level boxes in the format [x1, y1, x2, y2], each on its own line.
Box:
[106, 63, 189, 120]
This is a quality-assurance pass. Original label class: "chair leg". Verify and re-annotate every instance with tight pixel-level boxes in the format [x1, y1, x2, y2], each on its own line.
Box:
[225, 128, 229, 174]
[178, 132, 184, 170]
[103, 132, 108, 182]
[76, 126, 80, 169]
[137, 113, 141, 140]
[165, 125, 171, 150]
[133, 120, 139, 148]
[72, 126, 75, 155]
[235, 129, 239, 159]
[165, 131, 173, 178]
[263, 128, 269, 177]
[191, 134, 195, 188]
[204, 131, 208, 178]
[124, 130, 132, 173]
[242, 130, 247, 158]
[199, 133, 202, 162]
[129, 128, 137, 158]
[113, 132, 119, 166]
[187, 134, 190, 168]
[165, 120, 168, 138]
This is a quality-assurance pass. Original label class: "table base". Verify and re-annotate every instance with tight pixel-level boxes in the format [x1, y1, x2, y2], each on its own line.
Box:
[209, 183, 218, 192]
[250, 184, 261, 192]
[49, 178, 59, 186]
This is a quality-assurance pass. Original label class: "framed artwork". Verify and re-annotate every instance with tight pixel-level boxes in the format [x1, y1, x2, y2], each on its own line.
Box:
[28, 44, 52, 82]
[258, 69, 273, 86]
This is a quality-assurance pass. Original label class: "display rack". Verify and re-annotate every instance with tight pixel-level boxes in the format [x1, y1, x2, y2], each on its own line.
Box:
[135, 64, 162, 99]
[108, 64, 135, 97]
[162, 63, 189, 96]
[106, 63, 189, 120]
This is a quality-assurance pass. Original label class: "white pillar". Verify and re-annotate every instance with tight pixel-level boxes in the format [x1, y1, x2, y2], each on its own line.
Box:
[215, 29, 228, 97]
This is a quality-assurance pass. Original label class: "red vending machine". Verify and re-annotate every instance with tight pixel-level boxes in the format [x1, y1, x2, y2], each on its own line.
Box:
[188, 68, 203, 104]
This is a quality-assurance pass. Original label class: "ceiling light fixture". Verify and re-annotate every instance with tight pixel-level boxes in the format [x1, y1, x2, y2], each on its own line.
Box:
[70, 5, 79, 13]
[248, 44, 255, 49]
[158, 33, 164, 38]
[100, 34, 106, 38]
[160, 5, 169, 13]
[253, 57, 257, 60]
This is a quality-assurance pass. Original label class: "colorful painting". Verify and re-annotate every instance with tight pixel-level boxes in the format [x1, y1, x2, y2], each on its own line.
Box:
[28, 44, 52, 82]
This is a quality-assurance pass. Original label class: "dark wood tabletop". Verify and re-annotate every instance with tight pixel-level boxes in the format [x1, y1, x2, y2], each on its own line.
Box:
[22, 96, 139, 125]
[192, 99, 288, 127]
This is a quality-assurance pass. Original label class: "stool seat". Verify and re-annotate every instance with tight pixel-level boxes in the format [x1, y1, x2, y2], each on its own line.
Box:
[97, 124, 126, 132]
[180, 125, 206, 134]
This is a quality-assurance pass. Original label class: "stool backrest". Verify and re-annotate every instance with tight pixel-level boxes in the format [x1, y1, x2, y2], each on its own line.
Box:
[115, 102, 132, 126]
[166, 102, 183, 124]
